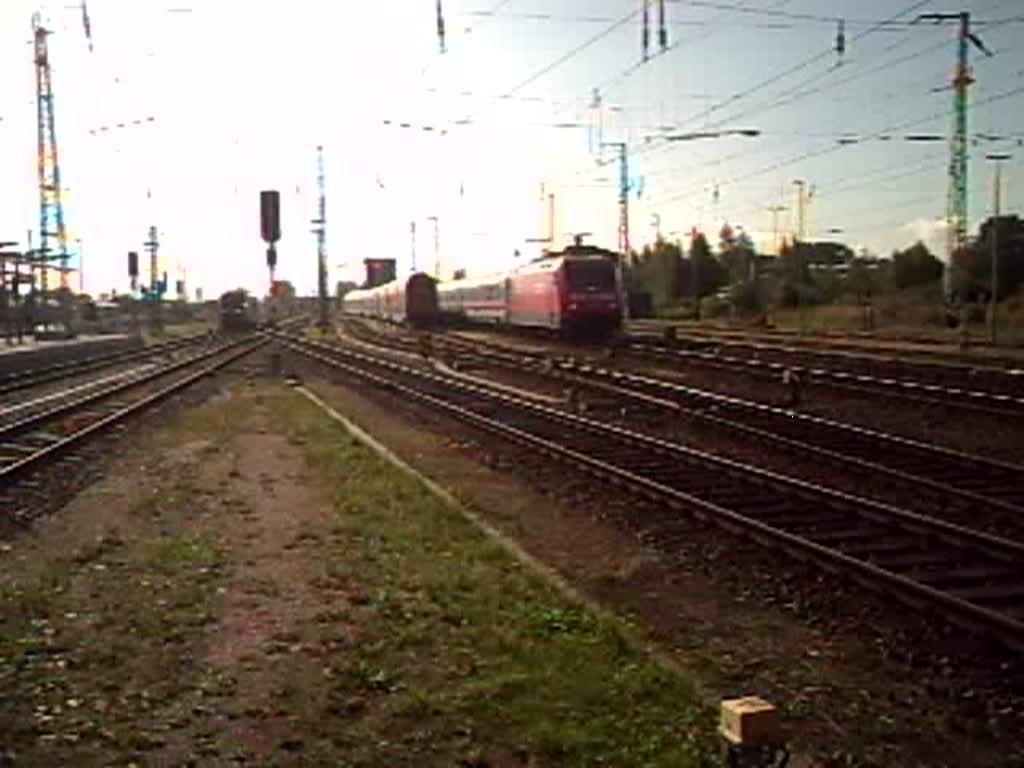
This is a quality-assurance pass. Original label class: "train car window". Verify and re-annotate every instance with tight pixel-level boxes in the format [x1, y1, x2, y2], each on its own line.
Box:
[565, 260, 616, 292]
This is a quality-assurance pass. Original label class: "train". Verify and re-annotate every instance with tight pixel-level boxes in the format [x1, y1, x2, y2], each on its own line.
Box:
[342, 248, 623, 338]
[342, 272, 439, 327]
[218, 289, 261, 332]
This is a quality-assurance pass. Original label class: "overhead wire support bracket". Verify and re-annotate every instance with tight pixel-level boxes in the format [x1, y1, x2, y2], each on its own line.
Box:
[642, 0, 650, 61]
[436, 0, 446, 53]
[658, 0, 668, 51]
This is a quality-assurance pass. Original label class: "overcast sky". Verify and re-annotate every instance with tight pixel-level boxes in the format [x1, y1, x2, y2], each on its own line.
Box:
[1, 0, 1022, 297]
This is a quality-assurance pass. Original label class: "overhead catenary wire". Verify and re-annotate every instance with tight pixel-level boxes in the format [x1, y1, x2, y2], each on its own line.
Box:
[635, 11, 1024, 210]
[556, 0, 797, 190]
[449, 5, 643, 131]
[616, 0, 938, 193]
[566, 0, 942, 215]
[693, 0, 1020, 138]
[640, 76, 1024, 221]
[593, 0, 796, 105]
[676, 0, 932, 131]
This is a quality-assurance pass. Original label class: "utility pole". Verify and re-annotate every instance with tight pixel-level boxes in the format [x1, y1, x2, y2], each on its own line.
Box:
[600, 142, 631, 320]
[145, 225, 159, 296]
[526, 184, 555, 255]
[642, 0, 650, 62]
[75, 237, 83, 293]
[914, 11, 991, 349]
[410, 221, 417, 273]
[547, 192, 555, 248]
[766, 204, 787, 254]
[435, 0, 446, 53]
[657, 0, 668, 51]
[588, 88, 603, 155]
[427, 216, 440, 278]
[792, 180, 807, 242]
[690, 227, 701, 321]
[313, 145, 329, 329]
[986, 152, 1010, 344]
[601, 142, 630, 260]
[144, 225, 162, 331]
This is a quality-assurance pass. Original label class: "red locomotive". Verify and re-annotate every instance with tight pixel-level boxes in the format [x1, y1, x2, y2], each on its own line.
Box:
[438, 248, 623, 338]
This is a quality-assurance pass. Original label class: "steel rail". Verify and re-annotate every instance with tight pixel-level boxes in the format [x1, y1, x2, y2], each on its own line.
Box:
[282, 331, 1024, 650]
[628, 322, 1024, 377]
[0, 338, 250, 446]
[369, 327, 1024, 518]
[0, 332, 212, 397]
[622, 337, 1024, 415]
[0, 339, 264, 485]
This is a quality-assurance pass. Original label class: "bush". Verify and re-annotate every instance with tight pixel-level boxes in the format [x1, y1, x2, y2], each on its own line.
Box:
[729, 280, 761, 313]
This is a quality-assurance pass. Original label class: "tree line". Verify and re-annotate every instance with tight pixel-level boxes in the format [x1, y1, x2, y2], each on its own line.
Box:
[624, 214, 1024, 317]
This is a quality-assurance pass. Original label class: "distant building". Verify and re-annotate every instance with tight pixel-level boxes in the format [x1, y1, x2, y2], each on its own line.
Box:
[790, 240, 855, 277]
[363, 258, 396, 288]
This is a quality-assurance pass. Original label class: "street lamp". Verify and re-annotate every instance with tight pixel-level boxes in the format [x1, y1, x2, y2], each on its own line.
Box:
[985, 152, 1011, 344]
[75, 238, 83, 294]
[426, 216, 440, 279]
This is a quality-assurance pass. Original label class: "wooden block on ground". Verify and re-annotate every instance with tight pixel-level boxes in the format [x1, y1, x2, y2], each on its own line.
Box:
[719, 696, 782, 746]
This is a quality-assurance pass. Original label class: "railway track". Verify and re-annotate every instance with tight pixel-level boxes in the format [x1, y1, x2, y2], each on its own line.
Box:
[341, 320, 1024, 529]
[0, 335, 264, 521]
[0, 332, 215, 399]
[282, 330, 1024, 650]
[622, 332, 1024, 416]
[628, 320, 1024, 368]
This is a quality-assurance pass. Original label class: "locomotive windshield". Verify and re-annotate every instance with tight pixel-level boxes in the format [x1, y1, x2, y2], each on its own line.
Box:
[565, 260, 616, 292]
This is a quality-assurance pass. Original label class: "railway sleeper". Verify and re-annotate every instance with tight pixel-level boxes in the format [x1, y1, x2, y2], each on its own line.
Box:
[912, 564, 1024, 589]
[949, 582, 1024, 608]
[743, 509, 849, 528]
[833, 536, 932, 556]
[606, 456, 682, 472]
[956, 477, 1024, 497]
[699, 490, 791, 511]
[1, 441, 41, 454]
[785, 524, 884, 543]
[869, 549, 979, 570]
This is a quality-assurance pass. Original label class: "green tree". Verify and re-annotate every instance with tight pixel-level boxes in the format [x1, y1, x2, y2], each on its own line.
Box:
[954, 215, 1024, 301]
[845, 257, 876, 300]
[775, 241, 810, 307]
[625, 238, 683, 310]
[718, 222, 737, 256]
[890, 241, 943, 291]
[273, 280, 297, 301]
[720, 230, 757, 285]
[335, 280, 359, 300]
[679, 233, 727, 302]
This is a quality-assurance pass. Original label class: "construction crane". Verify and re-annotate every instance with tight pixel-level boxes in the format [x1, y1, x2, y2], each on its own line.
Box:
[32, 11, 69, 303]
[29, 0, 93, 321]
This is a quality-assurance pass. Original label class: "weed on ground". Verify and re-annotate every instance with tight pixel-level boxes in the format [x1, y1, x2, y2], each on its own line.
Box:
[0, 382, 716, 767]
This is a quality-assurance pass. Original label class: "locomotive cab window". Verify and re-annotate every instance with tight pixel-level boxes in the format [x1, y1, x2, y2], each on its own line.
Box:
[565, 261, 616, 292]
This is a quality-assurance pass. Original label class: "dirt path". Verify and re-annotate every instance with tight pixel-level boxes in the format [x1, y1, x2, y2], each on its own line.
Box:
[0, 382, 716, 767]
